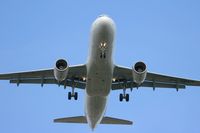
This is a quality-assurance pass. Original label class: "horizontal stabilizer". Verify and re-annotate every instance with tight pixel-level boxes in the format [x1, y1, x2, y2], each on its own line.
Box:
[54, 116, 87, 123]
[54, 116, 133, 125]
[101, 117, 133, 125]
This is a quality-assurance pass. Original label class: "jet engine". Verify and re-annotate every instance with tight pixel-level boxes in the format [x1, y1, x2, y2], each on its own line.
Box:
[54, 59, 69, 82]
[132, 61, 147, 84]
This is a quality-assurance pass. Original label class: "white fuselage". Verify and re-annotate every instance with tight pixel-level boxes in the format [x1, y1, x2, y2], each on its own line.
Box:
[85, 15, 115, 129]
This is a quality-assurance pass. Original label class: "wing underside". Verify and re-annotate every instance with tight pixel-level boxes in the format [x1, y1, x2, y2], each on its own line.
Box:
[1, 64, 200, 91]
[112, 65, 200, 90]
[0, 64, 87, 89]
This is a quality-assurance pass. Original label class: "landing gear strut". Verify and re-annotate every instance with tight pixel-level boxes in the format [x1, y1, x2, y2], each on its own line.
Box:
[119, 89, 129, 102]
[68, 87, 78, 100]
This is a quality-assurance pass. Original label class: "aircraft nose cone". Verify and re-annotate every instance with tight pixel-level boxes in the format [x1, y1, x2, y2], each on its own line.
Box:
[94, 15, 115, 28]
[100, 17, 114, 26]
[92, 15, 115, 41]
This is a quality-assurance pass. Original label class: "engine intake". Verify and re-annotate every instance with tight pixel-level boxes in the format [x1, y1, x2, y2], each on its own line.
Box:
[132, 61, 147, 84]
[54, 59, 69, 82]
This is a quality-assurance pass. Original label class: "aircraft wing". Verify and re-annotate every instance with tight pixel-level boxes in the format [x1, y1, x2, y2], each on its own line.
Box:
[112, 65, 200, 90]
[0, 64, 87, 89]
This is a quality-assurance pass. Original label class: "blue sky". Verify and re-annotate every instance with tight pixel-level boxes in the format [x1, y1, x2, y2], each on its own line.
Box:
[0, 0, 200, 133]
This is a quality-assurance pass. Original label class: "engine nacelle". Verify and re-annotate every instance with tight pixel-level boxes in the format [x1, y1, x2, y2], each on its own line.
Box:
[132, 61, 147, 84]
[54, 59, 69, 82]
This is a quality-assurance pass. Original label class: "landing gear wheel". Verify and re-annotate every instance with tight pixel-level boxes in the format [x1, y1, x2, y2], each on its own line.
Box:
[74, 92, 78, 100]
[100, 53, 106, 59]
[119, 94, 123, 102]
[68, 92, 72, 100]
[100, 54, 102, 58]
[125, 94, 129, 102]
[103, 54, 106, 58]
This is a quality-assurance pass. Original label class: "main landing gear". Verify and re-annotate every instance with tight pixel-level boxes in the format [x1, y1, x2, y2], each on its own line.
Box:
[68, 87, 78, 100]
[119, 89, 129, 102]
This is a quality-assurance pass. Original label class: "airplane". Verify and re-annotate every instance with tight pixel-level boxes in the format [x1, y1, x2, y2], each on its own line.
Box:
[0, 15, 200, 130]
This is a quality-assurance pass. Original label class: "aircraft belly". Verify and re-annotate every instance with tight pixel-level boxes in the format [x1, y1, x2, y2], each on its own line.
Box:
[86, 63, 112, 96]
[85, 95, 107, 129]
[84, 15, 115, 129]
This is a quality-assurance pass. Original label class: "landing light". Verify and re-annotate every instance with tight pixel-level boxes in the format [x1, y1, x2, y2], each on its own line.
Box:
[100, 42, 107, 48]
[83, 77, 86, 81]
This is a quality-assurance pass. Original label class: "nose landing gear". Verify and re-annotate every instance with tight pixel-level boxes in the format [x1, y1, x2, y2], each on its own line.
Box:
[99, 42, 107, 59]
[100, 52, 106, 59]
